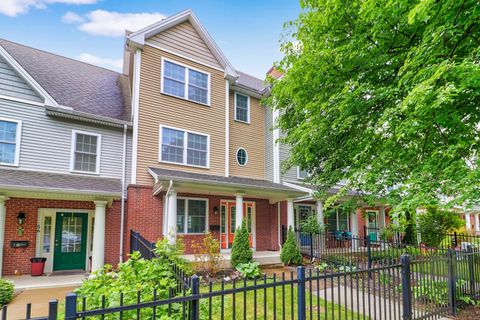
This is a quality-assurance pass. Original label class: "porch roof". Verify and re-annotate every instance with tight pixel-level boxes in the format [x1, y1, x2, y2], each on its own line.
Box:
[148, 168, 306, 202]
[0, 168, 122, 199]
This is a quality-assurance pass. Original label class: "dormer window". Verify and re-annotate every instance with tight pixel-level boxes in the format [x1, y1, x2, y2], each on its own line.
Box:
[161, 58, 210, 105]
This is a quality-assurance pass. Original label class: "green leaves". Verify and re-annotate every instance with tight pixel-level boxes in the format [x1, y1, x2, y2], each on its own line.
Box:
[269, 0, 480, 215]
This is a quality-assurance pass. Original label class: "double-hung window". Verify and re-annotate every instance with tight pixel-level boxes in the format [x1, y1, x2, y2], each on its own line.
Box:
[326, 208, 350, 232]
[160, 126, 209, 168]
[234, 93, 250, 123]
[162, 59, 210, 105]
[0, 118, 21, 166]
[71, 130, 101, 174]
[176, 198, 208, 234]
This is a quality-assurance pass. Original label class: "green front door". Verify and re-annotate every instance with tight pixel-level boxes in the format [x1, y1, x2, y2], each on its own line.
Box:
[53, 212, 88, 271]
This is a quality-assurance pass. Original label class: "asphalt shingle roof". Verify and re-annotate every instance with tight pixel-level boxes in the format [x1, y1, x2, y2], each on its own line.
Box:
[0, 168, 122, 196]
[0, 38, 131, 122]
[149, 167, 303, 193]
[236, 71, 266, 93]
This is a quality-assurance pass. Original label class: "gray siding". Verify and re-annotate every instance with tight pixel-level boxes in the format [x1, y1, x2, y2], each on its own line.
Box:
[264, 107, 274, 182]
[279, 132, 298, 182]
[0, 98, 132, 183]
[0, 55, 43, 103]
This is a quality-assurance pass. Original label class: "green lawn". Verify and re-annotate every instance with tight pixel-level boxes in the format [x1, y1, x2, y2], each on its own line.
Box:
[200, 279, 366, 320]
[412, 257, 480, 283]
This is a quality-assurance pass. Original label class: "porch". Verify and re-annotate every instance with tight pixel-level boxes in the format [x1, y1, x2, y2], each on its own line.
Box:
[4, 273, 85, 290]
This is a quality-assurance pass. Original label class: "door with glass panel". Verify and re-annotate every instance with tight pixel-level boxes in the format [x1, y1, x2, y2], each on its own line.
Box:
[53, 212, 88, 271]
[220, 201, 254, 250]
[366, 211, 379, 242]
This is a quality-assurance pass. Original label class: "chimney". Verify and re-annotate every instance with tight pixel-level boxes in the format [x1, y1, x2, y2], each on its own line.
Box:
[266, 66, 283, 80]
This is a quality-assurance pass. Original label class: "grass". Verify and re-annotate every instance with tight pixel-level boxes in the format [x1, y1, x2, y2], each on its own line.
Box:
[200, 278, 366, 320]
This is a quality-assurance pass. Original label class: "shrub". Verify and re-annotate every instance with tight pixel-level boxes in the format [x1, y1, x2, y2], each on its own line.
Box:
[192, 233, 223, 277]
[300, 214, 324, 234]
[0, 278, 14, 307]
[280, 227, 302, 265]
[76, 239, 190, 319]
[231, 220, 253, 268]
[418, 206, 463, 248]
[236, 262, 262, 279]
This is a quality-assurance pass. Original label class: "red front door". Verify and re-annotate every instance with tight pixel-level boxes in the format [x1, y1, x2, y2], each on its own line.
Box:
[220, 201, 253, 250]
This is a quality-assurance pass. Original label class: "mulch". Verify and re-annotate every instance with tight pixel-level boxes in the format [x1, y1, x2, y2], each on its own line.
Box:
[451, 305, 480, 320]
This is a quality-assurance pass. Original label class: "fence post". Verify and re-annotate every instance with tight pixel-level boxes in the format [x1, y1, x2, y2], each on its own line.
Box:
[48, 300, 58, 320]
[447, 249, 457, 316]
[454, 232, 458, 248]
[64, 293, 77, 320]
[400, 254, 412, 320]
[309, 233, 314, 261]
[466, 245, 475, 296]
[366, 237, 372, 270]
[2, 305, 7, 320]
[190, 275, 200, 320]
[297, 266, 306, 320]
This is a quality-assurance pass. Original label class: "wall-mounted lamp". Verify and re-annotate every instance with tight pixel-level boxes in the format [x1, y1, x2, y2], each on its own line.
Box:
[17, 212, 26, 225]
[213, 206, 219, 215]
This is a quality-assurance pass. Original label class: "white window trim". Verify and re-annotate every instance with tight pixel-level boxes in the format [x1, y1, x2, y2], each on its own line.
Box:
[160, 57, 211, 106]
[177, 197, 209, 235]
[234, 92, 250, 124]
[70, 130, 102, 175]
[159, 125, 210, 169]
[0, 117, 22, 167]
[297, 166, 310, 180]
[235, 147, 248, 166]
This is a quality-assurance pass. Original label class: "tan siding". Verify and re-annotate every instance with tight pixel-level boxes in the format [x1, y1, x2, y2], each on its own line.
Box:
[229, 91, 265, 179]
[147, 21, 222, 70]
[135, 46, 226, 185]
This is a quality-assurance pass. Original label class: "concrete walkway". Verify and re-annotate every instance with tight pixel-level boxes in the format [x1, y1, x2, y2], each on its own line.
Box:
[4, 273, 85, 290]
[5, 286, 77, 320]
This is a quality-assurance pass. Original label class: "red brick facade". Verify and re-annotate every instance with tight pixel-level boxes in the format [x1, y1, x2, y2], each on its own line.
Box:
[2, 198, 122, 276]
[126, 185, 280, 255]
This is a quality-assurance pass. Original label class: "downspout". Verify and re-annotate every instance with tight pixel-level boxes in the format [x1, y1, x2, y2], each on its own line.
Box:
[119, 124, 127, 263]
[164, 180, 174, 236]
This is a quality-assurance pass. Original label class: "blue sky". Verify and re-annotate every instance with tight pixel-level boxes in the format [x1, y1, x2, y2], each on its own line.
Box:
[0, 0, 301, 79]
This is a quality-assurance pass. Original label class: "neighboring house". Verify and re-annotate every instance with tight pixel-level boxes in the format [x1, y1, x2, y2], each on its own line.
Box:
[0, 39, 132, 276]
[124, 9, 304, 255]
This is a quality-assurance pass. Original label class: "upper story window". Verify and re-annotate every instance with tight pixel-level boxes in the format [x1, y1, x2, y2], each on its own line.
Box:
[0, 118, 21, 166]
[71, 130, 101, 174]
[160, 126, 209, 168]
[234, 93, 250, 123]
[297, 167, 310, 180]
[162, 59, 210, 105]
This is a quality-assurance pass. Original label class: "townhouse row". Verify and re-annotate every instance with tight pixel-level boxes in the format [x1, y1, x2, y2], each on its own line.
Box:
[0, 9, 476, 276]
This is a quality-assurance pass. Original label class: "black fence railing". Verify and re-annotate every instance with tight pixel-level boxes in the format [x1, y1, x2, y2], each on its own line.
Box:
[4, 248, 480, 320]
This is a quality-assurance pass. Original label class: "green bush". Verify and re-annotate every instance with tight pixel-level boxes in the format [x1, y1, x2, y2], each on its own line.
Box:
[300, 214, 324, 234]
[236, 262, 262, 279]
[0, 278, 14, 307]
[231, 220, 253, 268]
[280, 227, 302, 265]
[75, 239, 190, 319]
[418, 206, 463, 248]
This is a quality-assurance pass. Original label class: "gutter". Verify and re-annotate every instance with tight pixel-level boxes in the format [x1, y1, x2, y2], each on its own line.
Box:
[45, 106, 132, 129]
[119, 124, 127, 263]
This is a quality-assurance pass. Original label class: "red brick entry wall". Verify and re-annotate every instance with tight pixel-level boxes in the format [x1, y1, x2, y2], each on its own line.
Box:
[126, 186, 280, 255]
[2, 198, 122, 276]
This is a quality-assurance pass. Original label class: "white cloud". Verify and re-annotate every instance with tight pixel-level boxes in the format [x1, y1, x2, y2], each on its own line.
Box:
[61, 11, 83, 23]
[0, 0, 97, 17]
[69, 10, 166, 37]
[77, 53, 123, 71]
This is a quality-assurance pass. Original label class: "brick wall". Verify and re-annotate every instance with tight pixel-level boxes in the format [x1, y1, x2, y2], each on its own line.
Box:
[2, 198, 122, 276]
[126, 185, 279, 254]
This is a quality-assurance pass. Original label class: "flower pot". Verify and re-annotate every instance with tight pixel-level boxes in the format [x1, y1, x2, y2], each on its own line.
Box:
[30, 257, 47, 276]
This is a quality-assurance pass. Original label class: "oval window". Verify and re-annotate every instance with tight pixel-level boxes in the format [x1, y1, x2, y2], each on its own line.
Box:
[236, 148, 248, 166]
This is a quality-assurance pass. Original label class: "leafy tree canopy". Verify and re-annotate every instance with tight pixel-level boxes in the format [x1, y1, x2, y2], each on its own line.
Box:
[268, 0, 480, 215]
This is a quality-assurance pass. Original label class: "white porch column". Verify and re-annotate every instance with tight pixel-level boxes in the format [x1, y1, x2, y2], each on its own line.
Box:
[166, 190, 177, 244]
[287, 199, 295, 229]
[350, 211, 359, 250]
[379, 206, 386, 229]
[0, 196, 8, 277]
[235, 194, 244, 231]
[92, 200, 107, 272]
[316, 200, 324, 226]
[474, 214, 480, 233]
[465, 213, 471, 230]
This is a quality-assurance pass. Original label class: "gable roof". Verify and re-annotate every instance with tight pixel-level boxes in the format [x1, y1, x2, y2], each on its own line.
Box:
[127, 9, 238, 81]
[0, 39, 131, 122]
